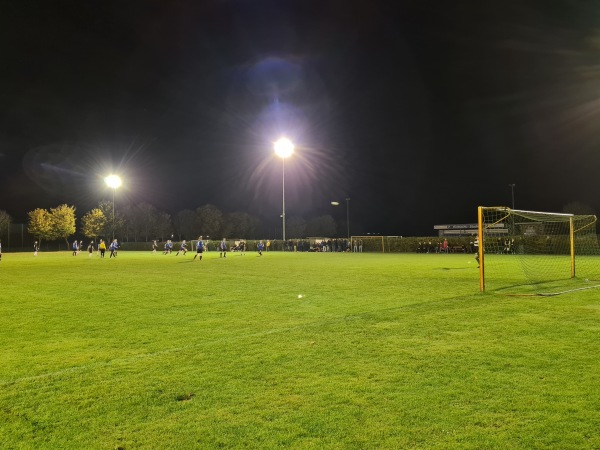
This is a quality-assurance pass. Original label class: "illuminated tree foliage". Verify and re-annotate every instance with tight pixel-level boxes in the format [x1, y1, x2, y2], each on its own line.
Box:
[27, 208, 54, 245]
[50, 204, 77, 247]
[81, 208, 106, 242]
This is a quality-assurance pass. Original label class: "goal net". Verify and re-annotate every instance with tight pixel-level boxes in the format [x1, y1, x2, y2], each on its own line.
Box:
[351, 236, 385, 252]
[478, 206, 600, 294]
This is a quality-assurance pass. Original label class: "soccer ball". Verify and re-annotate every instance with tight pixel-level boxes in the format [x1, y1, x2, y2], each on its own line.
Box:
[298, 294, 303, 299]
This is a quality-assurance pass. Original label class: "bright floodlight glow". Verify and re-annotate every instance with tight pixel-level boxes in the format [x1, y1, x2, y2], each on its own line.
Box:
[104, 174, 122, 189]
[331, 201, 340, 206]
[274, 137, 294, 158]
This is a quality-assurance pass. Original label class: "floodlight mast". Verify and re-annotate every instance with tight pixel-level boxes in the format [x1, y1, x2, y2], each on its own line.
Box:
[274, 138, 294, 245]
[346, 197, 350, 239]
[509, 183, 516, 210]
[104, 174, 122, 240]
[331, 198, 351, 239]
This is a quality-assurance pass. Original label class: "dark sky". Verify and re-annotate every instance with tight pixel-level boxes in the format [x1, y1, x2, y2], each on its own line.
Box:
[2, 0, 599, 236]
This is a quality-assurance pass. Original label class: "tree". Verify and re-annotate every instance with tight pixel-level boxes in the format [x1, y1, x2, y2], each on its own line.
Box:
[195, 204, 223, 239]
[287, 216, 307, 239]
[28, 208, 54, 245]
[0, 210, 12, 239]
[222, 212, 260, 238]
[136, 202, 159, 241]
[50, 204, 77, 247]
[155, 212, 172, 241]
[305, 215, 336, 237]
[97, 199, 124, 240]
[81, 209, 106, 242]
[173, 209, 196, 240]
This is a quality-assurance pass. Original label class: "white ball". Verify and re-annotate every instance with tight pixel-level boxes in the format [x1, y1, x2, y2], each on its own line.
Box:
[298, 294, 303, 299]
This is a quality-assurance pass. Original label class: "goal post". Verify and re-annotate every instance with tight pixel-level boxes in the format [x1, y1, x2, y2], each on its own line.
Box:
[478, 206, 600, 293]
[351, 236, 385, 252]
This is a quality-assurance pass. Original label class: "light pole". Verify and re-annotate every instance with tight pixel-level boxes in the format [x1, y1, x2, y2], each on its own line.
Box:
[331, 197, 351, 239]
[508, 183, 516, 236]
[509, 183, 515, 210]
[345, 197, 350, 239]
[274, 138, 294, 245]
[104, 174, 122, 240]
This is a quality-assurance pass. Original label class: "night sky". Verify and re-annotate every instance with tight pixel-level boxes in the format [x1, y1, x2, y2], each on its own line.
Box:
[2, 0, 599, 236]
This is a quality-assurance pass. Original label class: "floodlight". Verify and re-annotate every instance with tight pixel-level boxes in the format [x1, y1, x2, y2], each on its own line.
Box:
[104, 174, 122, 189]
[274, 137, 294, 159]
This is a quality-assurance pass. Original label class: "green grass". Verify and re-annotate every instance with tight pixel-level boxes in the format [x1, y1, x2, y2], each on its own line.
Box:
[1, 251, 599, 449]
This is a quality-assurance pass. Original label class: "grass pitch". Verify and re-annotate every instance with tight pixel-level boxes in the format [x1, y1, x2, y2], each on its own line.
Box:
[1, 250, 599, 449]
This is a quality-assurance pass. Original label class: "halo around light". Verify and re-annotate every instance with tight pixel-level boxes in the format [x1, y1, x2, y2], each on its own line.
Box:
[274, 137, 295, 159]
[104, 174, 122, 189]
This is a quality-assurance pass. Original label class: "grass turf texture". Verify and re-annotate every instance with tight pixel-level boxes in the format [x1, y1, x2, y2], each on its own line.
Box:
[1, 251, 599, 449]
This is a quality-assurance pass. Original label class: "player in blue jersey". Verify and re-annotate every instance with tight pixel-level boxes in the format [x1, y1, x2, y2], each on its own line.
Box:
[257, 240, 264, 256]
[219, 238, 227, 258]
[109, 239, 119, 258]
[72, 240, 79, 256]
[176, 240, 188, 256]
[163, 240, 174, 255]
[193, 236, 204, 261]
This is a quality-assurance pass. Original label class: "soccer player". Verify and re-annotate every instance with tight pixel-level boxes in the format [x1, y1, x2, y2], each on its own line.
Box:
[193, 236, 204, 261]
[87, 241, 95, 258]
[34, 241, 39, 257]
[72, 240, 79, 256]
[99, 239, 106, 258]
[176, 240, 188, 256]
[257, 240, 264, 256]
[163, 240, 172, 255]
[474, 237, 480, 267]
[109, 239, 119, 258]
[219, 238, 227, 258]
[152, 240, 158, 253]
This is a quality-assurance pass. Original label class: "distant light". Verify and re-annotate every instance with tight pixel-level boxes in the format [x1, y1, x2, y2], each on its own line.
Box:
[331, 201, 340, 206]
[104, 174, 122, 189]
[274, 137, 294, 159]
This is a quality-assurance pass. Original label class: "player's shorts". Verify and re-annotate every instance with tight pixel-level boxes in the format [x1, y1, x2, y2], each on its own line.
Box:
[196, 247, 203, 254]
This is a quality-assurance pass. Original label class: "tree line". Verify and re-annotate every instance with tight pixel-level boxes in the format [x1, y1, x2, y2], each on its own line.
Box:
[1, 202, 344, 247]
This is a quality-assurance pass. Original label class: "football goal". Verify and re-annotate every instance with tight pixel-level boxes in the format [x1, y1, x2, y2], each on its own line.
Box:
[351, 236, 385, 252]
[478, 206, 600, 295]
